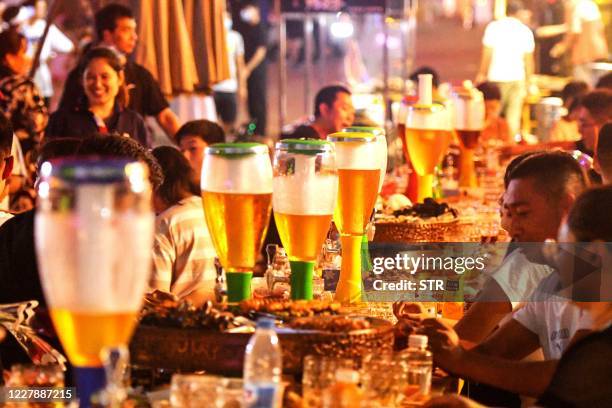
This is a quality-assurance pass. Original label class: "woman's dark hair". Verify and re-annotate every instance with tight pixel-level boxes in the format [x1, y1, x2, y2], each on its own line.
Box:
[0, 27, 26, 60]
[79, 47, 129, 108]
[477, 81, 502, 101]
[567, 186, 612, 242]
[152, 146, 200, 207]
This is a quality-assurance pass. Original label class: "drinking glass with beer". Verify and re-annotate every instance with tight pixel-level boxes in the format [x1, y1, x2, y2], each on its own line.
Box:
[404, 74, 452, 202]
[201, 143, 273, 302]
[328, 133, 382, 303]
[273, 139, 338, 300]
[35, 159, 155, 407]
[450, 83, 485, 188]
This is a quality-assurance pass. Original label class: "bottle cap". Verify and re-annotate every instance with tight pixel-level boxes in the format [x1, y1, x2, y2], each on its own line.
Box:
[256, 318, 276, 330]
[408, 334, 428, 348]
[335, 368, 359, 384]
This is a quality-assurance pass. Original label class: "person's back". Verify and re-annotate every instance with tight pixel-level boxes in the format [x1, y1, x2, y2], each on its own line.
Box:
[483, 16, 534, 83]
[150, 146, 217, 303]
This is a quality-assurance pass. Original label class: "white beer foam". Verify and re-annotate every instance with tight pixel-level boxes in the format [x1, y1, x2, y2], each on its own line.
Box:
[273, 154, 338, 214]
[201, 153, 273, 194]
[450, 91, 485, 131]
[333, 141, 381, 170]
[405, 105, 452, 131]
[35, 192, 154, 312]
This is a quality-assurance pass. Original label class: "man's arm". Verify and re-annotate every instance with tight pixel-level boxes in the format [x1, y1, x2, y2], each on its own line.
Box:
[454, 279, 512, 346]
[524, 52, 534, 84]
[156, 107, 181, 139]
[474, 318, 541, 359]
[244, 46, 266, 77]
[421, 318, 557, 397]
[475, 46, 492, 84]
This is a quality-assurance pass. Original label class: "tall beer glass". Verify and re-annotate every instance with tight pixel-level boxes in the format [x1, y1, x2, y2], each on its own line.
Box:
[451, 84, 485, 188]
[328, 133, 381, 303]
[273, 140, 338, 300]
[404, 74, 452, 202]
[341, 126, 388, 191]
[201, 143, 273, 302]
[35, 159, 154, 407]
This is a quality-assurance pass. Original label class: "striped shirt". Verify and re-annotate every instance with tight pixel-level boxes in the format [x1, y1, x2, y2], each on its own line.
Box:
[151, 196, 217, 299]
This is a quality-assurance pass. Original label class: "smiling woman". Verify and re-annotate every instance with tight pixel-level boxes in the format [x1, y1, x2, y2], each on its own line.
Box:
[45, 47, 150, 146]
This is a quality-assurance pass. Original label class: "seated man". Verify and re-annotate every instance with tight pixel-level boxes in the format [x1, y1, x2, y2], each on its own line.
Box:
[175, 120, 225, 186]
[282, 85, 355, 140]
[575, 89, 612, 156]
[476, 81, 512, 146]
[424, 186, 612, 408]
[453, 151, 588, 346]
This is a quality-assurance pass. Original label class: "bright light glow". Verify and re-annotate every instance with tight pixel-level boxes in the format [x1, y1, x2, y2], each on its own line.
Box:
[38, 181, 49, 199]
[330, 21, 353, 38]
[40, 161, 52, 179]
[375, 33, 400, 49]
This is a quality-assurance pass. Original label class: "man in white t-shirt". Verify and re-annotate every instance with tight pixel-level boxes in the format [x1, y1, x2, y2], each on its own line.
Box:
[551, 0, 608, 86]
[451, 151, 588, 346]
[476, 0, 535, 137]
[213, 13, 246, 134]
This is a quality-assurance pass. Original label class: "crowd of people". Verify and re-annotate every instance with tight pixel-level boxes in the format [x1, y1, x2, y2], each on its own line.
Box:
[0, 1, 611, 405]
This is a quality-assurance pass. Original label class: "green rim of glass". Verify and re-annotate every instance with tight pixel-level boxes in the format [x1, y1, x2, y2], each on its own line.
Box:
[342, 126, 385, 136]
[276, 139, 333, 154]
[327, 131, 376, 143]
[206, 142, 269, 157]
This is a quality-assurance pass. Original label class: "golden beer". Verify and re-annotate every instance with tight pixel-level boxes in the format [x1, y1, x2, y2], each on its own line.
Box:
[334, 168, 380, 236]
[274, 212, 333, 261]
[50, 309, 137, 367]
[202, 191, 272, 272]
[404, 128, 452, 176]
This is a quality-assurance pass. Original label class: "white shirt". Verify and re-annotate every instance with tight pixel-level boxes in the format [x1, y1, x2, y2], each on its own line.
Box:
[212, 30, 244, 93]
[513, 274, 593, 360]
[22, 20, 74, 97]
[571, 0, 602, 33]
[151, 196, 217, 299]
[483, 17, 535, 82]
[491, 248, 553, 309]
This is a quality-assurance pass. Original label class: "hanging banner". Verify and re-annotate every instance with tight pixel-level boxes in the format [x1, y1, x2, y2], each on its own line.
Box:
[281, 0, 386, 14]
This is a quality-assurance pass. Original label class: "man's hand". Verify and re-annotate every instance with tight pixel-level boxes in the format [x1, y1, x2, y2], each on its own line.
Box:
[419, 318, 463, 372]
[549, 42, 566, 58]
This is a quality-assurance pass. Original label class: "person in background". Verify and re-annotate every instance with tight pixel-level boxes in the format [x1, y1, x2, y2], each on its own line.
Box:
[9, 187, 35, 213]
[424, 187, 612, 408]
[595, 72, 612, 89]
[150, 146, 217, 304]
[283, 85, 355, 140]
[550, 80, 589, 142]
[22, 0, 74, 107]
[0, 27, 47, 146]
[575, 89, 612, 156]
[550, 0, 608, 87]
[46, 47, 149, 146]
[58, 3, 180, 139]
[236, 1, 268, 136]
[476, 0, 535, 138]
[476, 81, 512, 146]
[212, 12, 245, 135]
[175, 120, 225, 186]
[595, 123, 612, 184]
[0, 114, 14, 227]
[409, 66, 444, 102]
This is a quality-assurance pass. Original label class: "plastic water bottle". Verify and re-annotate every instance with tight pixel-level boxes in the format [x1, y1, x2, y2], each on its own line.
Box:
[403, 334, 433, 400]
[244, 318, 282, 408]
